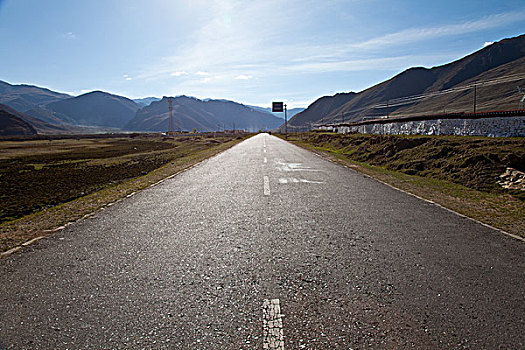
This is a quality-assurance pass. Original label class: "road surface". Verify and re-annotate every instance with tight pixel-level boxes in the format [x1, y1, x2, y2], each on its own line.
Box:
[1, 133, 524, 349]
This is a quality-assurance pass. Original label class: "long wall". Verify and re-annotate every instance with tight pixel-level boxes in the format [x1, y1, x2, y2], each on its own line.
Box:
[325, 116, 525, 137]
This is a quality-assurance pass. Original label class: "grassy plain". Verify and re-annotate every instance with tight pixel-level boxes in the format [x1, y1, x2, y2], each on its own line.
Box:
[1, 133, 247, 252]
[283, 132, 525, 238]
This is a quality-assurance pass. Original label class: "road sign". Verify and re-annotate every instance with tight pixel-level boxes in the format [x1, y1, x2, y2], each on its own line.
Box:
[272, 102, 284, 112]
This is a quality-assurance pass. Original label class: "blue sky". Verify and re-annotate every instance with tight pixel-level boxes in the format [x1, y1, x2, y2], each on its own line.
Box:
[1, 0, 524, 108]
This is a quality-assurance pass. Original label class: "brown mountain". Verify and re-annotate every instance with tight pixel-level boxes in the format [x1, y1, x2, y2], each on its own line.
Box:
[126, 96, 284, 132]
[289, 34, 525, 126]
[0, 104, 37, 136]
[286, 92, 357, 126]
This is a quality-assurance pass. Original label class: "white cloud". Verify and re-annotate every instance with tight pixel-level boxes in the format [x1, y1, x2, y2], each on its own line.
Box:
[137, 4, 524, 85]
[123, 74, 132, 81]
[235, 74, 253, 80]
[351, 11, 525, 49]
[286, 56, 415, 73]
[61, 32, 78, 40]
[483, 41, 494, 47]
[170, 71, 188, 76]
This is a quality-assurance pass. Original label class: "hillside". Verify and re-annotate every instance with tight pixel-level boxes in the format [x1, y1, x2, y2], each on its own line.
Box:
[289, 34, 525, 126]
[0, 80, 71, 113]
[43, 91, 141, 128]
[288, 92, 357, 126]
[126, 96, 284, 132]
[0, 105, 37, 136]
[0, 104, 79, 135]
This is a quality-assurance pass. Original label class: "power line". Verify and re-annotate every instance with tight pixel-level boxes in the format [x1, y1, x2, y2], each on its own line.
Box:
[373, 73, 525, 109]
[320, 73, 525, 123]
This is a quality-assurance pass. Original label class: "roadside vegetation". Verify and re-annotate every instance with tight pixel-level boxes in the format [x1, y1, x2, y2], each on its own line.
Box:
[284, 132, 525, 237]
[1, 133, 248, 252]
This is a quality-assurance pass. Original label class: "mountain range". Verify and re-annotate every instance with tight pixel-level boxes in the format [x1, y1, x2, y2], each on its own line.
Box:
[0, 82, 284, 134]
[126, 96, 283, 132]
[289, 34, 525, 127]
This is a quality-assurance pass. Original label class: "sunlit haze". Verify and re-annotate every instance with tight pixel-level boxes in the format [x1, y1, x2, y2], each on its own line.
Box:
[1, 0, 524, 108]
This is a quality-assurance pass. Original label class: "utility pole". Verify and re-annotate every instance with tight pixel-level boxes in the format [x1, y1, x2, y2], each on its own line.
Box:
[168, 99, 175, 134]
[473, 84, 477, 113]
[284, 104, 288, 138]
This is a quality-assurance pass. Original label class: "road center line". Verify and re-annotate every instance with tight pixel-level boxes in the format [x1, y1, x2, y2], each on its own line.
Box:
[262, 299, 284, 350]
[264, 176, 270, 196]
[264, 149, 267, 153]
[264, 157, 267, 163]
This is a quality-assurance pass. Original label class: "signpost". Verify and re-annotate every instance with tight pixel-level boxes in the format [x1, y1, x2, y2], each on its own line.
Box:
[272, 101, 287, 137]
[272, 102, 284, 112]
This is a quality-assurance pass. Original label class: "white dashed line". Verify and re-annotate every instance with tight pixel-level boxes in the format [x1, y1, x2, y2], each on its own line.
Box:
[263, 299, 284, 350]
[279, 177, 324, 184]
[264, 176, 270, 196]
[264, 157, 267, 163]
[264, 149, 267, 153]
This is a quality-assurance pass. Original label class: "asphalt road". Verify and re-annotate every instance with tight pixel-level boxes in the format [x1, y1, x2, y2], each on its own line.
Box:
[1, 133, 524, 349]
